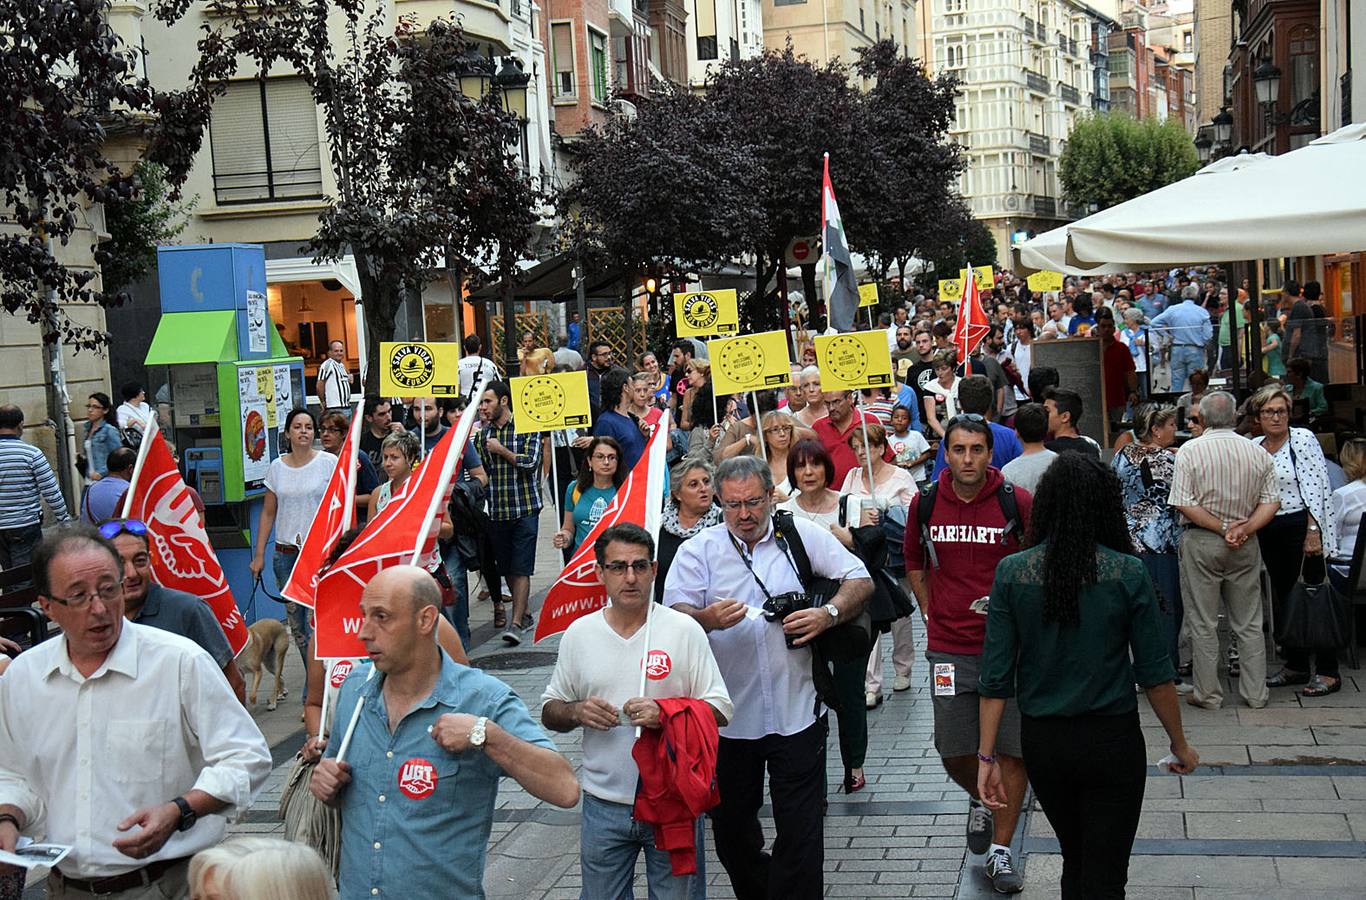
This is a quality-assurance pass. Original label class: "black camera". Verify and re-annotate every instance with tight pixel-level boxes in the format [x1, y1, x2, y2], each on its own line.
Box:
[762, 592, 814, 648]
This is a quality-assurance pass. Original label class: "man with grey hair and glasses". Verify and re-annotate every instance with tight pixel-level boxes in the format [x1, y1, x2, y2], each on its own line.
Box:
[1170, 391, 1280, 709]
[664, 455, 872, 900]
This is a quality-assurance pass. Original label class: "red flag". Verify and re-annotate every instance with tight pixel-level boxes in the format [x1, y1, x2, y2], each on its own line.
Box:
[952, 265, 992, 364]
[313, 398, 480, 658]
[534, 415, 669, 642]
[121, 429, 249, 655]
[281, 404, 361, 609]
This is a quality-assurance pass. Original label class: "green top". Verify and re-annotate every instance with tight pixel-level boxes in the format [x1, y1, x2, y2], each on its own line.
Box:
[1218, 303, 1247, 346]
[978, 544, 1174, 717]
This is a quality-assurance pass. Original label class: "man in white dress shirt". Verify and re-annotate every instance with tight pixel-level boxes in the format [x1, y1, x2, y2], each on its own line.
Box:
[0, 526, 271, 898]
[664, 455, 872, 900]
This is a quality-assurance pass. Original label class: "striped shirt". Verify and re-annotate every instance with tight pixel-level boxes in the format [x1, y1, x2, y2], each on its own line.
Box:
[1169, 428, 1278, 524]
[473, 416, 543, 521]
[0, 435, 72, 528]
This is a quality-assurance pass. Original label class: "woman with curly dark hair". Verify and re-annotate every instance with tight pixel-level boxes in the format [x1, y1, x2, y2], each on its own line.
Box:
[974, 453, 1199, 900]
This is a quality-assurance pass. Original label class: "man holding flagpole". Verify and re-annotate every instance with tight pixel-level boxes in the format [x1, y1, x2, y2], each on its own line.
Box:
[542, 523, 732, 900]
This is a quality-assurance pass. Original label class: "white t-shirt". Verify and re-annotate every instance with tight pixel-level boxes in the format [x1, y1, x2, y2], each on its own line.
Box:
[1010, 341, 1033, 401]
[1331, 480, 1366, 576]
[457, 355, 498, 400]
[840, 465, 918, 512]
[542, 605, 733, 805]
[887, 429, 931, 482]
[264, 451, 339, 546]
[116, 401, 152, 432]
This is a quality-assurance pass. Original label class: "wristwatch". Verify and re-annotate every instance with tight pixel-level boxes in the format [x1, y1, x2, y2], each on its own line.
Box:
[823, 603, 840, 623]
[172, 796, 196, 832]
[469, 716, 489, 749]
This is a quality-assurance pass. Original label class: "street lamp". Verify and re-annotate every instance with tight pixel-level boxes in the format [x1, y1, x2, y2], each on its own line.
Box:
[1212, 108, 1233, 144]
[457, 51, 493, 103]
[1194, 127, 1212, 163]
[493, 57, 531, 119]
[1253, 60, 1282, 107]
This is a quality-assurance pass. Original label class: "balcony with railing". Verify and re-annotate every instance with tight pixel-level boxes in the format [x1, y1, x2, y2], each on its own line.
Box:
[1059, 83, 1081, 105]
[1027, 131, 1050, 155]
[1025, 70, 1051, 94]
[1023, 16, 1039, 39]
[1032, 195, 1057, 218]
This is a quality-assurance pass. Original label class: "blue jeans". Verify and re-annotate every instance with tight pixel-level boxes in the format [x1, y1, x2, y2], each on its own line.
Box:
[441, 543, 471, 646]
[273, 550, 312, 695]
[580, 792, 706, 900]
[1168, 345, 1205, 393]
[1140, 551, 1182, 676]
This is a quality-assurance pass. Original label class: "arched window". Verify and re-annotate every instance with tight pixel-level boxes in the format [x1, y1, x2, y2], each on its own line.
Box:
[1287, 23, 1318, 110]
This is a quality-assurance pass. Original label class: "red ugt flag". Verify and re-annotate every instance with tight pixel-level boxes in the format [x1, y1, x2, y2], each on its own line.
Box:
[281, 404, 361, 609]
[122, 429, 249, 655]
[313, 396, 480, 658]
[952, 265, 992, 365]
[534, 413, 669, 642]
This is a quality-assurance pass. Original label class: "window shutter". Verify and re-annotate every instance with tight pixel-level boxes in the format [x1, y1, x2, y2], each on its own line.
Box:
[210, 82, 268, 202]
[552, 23, 576, 96]
[264, 78, 322, 198]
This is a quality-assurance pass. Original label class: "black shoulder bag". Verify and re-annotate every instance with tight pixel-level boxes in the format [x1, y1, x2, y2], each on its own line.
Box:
[771, 511, 873, 663]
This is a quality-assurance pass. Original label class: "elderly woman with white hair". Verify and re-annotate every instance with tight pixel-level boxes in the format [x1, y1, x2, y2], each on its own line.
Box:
[1118, 307, 1151, 398]
[654, 458, 723, 602]
[191, 837, 336, 900]
[794, 365, 827, 427]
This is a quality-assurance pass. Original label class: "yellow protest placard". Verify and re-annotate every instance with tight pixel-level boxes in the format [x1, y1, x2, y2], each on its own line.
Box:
[939, 279, 963, 301]
[858, 283, 879, 308]
[1027, 270, 1065, 292]
[380, 341, 462, 397]
[674, 289, 740, 337]
[960, 265, 995, 290]
[510, 371, 592, 433]
[814, 330, 895, 392]
[711, 331, 793, 395]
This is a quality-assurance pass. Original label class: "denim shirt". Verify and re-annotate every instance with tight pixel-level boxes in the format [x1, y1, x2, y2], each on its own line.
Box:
[85, 420, 123, 477]
[326, 655, 556, 900]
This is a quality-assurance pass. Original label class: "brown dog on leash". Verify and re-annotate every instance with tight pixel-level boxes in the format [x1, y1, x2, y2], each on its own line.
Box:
[240, 618, 291, 710]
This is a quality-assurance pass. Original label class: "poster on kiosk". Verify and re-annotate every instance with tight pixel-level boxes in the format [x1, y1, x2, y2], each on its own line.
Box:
[142, 244, 306, 625]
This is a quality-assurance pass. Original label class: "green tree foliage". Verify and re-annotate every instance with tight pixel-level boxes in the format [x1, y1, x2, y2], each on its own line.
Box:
[922, 204, 997, 291]
[98, 162, 195, 296]
[1058, 112, 1199, 212]
[184, 4, 539, 391]
[1, 0, 209, 348]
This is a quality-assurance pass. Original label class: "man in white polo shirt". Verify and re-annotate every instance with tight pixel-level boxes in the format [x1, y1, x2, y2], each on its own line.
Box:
[543, 523, 732, 900]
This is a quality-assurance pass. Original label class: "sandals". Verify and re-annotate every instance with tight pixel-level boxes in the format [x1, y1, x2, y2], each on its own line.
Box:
[1266, 669, 1311, 687]
[1301, 676, 1342, 697]
[843, 769, 866, 794]
[493, 602, 507, 629]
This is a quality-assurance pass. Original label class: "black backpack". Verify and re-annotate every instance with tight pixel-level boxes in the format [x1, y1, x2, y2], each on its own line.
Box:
[915, 480, 1023, 569]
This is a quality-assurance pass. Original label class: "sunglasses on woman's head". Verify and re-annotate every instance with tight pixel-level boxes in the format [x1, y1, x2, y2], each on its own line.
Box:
[98, 519, 149, 540]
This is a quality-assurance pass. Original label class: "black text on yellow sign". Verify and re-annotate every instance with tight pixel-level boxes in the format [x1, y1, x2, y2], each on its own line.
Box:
[813, 331, 895, 392]
[381, 342, 461, 397]
[711, 331, 793, 395]
[510, 371, 592, 434]
[674, 290, 740, 338]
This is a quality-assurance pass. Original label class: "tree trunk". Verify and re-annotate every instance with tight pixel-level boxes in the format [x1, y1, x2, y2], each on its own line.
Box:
[356, 253, 402, 396]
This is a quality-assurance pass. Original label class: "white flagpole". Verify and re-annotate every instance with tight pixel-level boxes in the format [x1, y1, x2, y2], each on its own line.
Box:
[344, 401, 362, 531]
[854, 391, 875, 508]
[317, 668, 336, 743]
[408, 376, 487, 561]
[635, 599, 652, 739]
[751, 392, 767, 460]
[119, 409, 159, 519]
[549, 432, 562, 514]
[418, 398, 426, 461]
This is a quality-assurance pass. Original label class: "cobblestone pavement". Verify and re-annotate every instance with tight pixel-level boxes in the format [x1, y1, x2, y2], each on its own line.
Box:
[220, 506, 1366, 898]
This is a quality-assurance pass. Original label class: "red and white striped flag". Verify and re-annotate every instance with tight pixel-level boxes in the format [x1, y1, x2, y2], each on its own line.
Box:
[122, 428, 249, 655]
[952, 264, 992, 366]
[533, 413, 669, 642]
[281, 404, 361, 609]
[313, 392, 482, 658]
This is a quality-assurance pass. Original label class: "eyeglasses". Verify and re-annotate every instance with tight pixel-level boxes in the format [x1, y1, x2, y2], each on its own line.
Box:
[763, 425, 793, 434]
[1259, 408, 1289, 419]
[1187, 415, 1202, 424]
[722, 497, 769, 511]
[98, 519, 148, 541]
[591, 453, 618, 462]
[320, 426, 345, 434]
[601, 560, 653, 575]
[47, 579, 123, 609]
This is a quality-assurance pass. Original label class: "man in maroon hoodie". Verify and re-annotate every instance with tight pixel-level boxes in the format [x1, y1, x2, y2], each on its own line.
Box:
[903, 415, 1033, 894]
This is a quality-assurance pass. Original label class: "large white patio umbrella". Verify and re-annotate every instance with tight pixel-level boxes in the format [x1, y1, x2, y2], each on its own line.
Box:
[1016, 151, 1271, 273]
[1063, 124, 1366, 267]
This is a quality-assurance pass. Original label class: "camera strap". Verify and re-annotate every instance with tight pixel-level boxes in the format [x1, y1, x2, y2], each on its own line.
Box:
[729, 530, 779, 603]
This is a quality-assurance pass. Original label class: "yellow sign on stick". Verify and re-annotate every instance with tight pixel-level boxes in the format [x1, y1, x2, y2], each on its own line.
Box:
[814, 330, 895, 392]
[858, 283, 879, 308]
[960, 266, 995, 290]
[939, 279, 963, 301]
[711, 331, 794, 395]
[510, 371, 592, 434]
[1027, 270, 1065, 292]
[674, 289, 740, 337]
[380, 342, 462, 397]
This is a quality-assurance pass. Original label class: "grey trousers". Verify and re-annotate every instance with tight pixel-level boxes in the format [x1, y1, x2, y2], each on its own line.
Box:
[1179, 528, 1269, 709]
